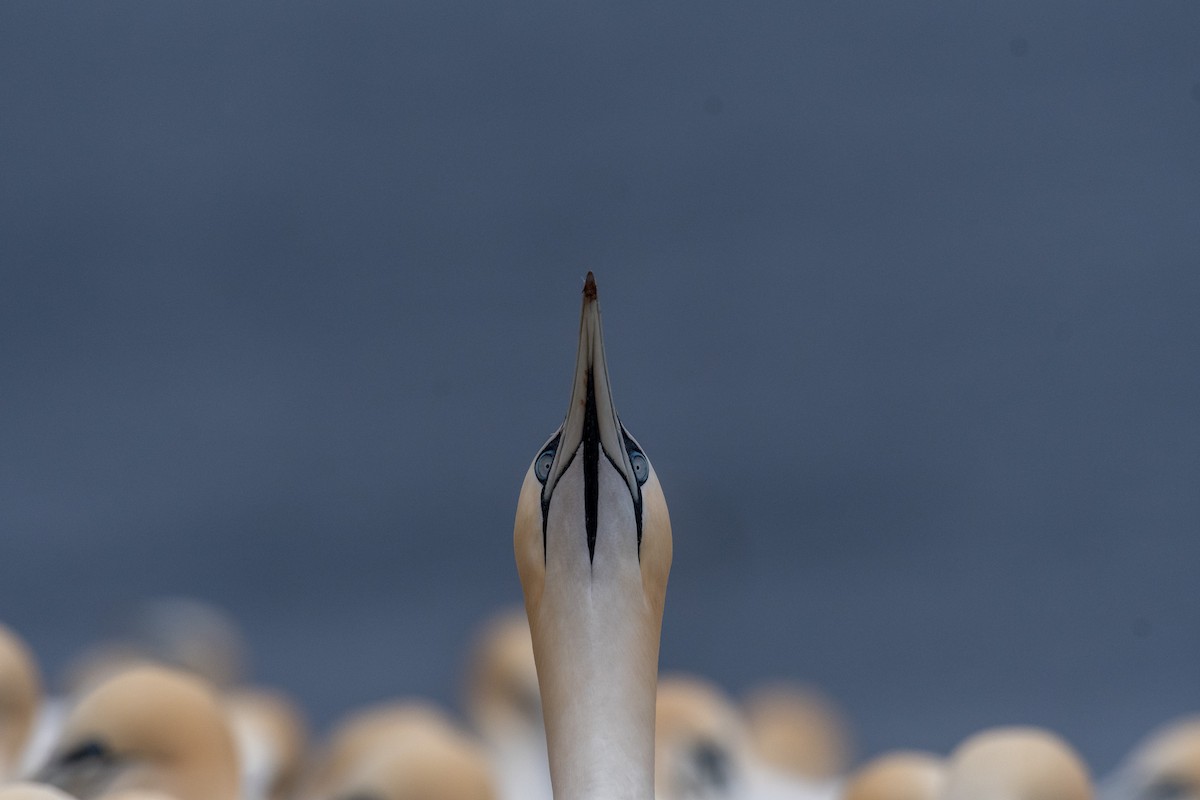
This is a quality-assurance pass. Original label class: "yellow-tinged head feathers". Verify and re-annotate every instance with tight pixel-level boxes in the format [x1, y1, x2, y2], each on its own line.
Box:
[326, 725, 496, 800]
[842, 751, 945, 800]
[300, 700, 457, 798]
[941, 726, 1092, 800]
[302, 702, 495, 800]
[743, 682, 852, 780]
[655, 675, 749, 800]
[37, 665, 239, 800]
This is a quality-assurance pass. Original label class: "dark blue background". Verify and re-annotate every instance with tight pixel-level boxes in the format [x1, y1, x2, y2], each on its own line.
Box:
[2, 1, 1198, 773]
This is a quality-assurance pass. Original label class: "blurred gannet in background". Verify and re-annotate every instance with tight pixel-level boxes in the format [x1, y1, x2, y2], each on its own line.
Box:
[744, 684, 849, 783]
[742, 684, 849, 800]
[0, 624, 40, 782]
[840, 752, 945, 800]
[19, 597, 248, 782]
[654, 675, 751, 800]
[514, 273, 673, 800]
[299, 700, 495, 800]
[0, 784, 73, 800]
[224, 688, 308, 800]
[307, 722, 496, 800]
[298, 700, 458, 798]
[465, 610, 551, 800]
[1100, 716, 1200, 800]
[940, 727, 1092, 800]
[33, 665, 239, 800]
[54, 598, 303, 800]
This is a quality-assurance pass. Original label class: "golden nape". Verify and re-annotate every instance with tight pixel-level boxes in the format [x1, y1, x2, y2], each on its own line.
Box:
[841, 751, 945, 800]
[940, 726, 1092, 800]
[298, 699, 494, 800]
[654, 675, 750, 800]
[32, 665, 239, 800]
[514, 273, 672, 800]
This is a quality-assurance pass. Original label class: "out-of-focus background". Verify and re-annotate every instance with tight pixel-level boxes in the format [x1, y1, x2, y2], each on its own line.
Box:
[1, 0, 1197, 774]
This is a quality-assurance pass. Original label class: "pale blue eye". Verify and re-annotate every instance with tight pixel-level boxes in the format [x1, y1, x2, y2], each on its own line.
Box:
[629, 451, 648, 485]
[535, 450, 555, 483]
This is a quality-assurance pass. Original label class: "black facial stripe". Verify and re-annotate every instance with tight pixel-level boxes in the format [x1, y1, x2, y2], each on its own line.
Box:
[619, 427, 645, 555]
[583, 368, 600, 562]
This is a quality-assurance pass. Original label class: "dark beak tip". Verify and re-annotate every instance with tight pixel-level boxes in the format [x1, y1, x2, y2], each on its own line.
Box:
[583, 272, 597, 301]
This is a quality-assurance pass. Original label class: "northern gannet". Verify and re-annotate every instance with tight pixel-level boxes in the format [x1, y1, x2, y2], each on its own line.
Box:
[940, 727, 1092, 800]
[309, 722, 496, 800]
[514, 273, 673, 800]
[1100, 716, 1200, 800]
[840, 752, 944, 800]
[743, 683, 850, 786]
[654, 675, 750, 800]
[0, 624, 40, 781]
[298, 700, 458, 798]
[34, 665, 239, 800]
[465, 610, 551, 800]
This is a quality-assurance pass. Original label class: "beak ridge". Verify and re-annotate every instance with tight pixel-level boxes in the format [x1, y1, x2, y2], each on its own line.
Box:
[543, 273, 636, 501]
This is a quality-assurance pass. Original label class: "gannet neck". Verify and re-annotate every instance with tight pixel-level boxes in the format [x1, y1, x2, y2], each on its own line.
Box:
[515, 273, 672, 800]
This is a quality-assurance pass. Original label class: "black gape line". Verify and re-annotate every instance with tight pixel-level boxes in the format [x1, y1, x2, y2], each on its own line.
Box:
[539, 431, 563, 559]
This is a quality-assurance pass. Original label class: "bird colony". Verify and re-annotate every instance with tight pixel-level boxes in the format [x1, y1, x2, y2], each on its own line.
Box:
[1, 275, 1194, 800]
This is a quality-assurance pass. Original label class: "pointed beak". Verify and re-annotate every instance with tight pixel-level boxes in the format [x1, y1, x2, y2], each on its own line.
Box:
[542, 272, 636, 501]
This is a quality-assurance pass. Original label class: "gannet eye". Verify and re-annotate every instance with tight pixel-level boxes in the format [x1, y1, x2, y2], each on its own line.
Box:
[629, 450, 649, 485]
[535, 449, 556, 483]
[58, 738, 113, 768]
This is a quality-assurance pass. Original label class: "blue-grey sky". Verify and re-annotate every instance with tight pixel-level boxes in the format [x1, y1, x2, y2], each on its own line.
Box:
[1, 0, 1198, 772]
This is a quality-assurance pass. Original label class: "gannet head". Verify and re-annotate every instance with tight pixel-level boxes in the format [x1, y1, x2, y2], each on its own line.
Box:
[513, 272, 672, 800]
[654, 676, 749, 800]
[320, 725, 497, 800]
[842, 751, 946, 800]
[515, 272, 672, 614]
[1115, 715, 1200, 800]
[300, 700, 457, 799]
[941, 727, 1092, 800]
[743, 682, 852, 781]
[0, 624, 41, 781]
[35, 665, 239, 800]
